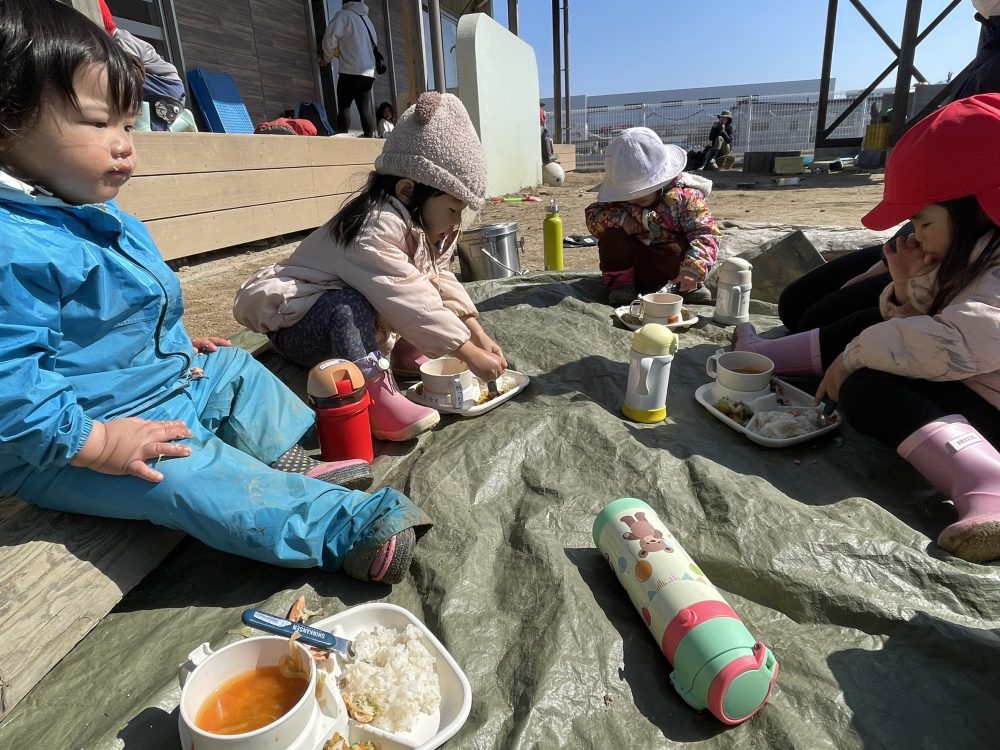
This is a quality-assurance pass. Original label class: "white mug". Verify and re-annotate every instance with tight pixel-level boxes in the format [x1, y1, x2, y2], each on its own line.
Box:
[705, 349, 774, 395]
[419, 356, 476, 407]
[177, 636, 345, 750]
[630, 292, 683, 325]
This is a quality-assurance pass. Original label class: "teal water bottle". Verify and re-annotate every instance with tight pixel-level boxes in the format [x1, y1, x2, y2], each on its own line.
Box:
[543, 200, 563, 271]
[593, 498, 779, 724]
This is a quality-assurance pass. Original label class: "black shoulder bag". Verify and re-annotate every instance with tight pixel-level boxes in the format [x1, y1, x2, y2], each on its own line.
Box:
[360, 16, 388, 75]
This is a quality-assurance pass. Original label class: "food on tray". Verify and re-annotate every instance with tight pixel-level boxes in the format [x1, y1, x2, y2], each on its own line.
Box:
[339, 624, 441, 733]
[323, 731, 379, 750]
[475, 372, 516, 405]
[712, 397, 754, 426]
[753, 408, 831, 439]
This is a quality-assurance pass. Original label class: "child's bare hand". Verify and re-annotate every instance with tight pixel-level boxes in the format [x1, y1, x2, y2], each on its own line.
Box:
[461, 346, 505, 382]
[191, 336, 231, 354]
[884, 234, 938, 281]
[816, 356, 850, 405]
[673, 274, 700, 292]
[71, 418, 193, 483]
[622, 216, 643, 235]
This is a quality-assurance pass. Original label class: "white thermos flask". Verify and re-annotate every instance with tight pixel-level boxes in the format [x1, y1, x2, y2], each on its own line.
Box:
[713, 257, 753, 325]
[621, 324, 679, 423]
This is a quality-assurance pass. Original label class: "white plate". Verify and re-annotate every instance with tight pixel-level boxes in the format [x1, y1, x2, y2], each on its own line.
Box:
[405, 370, 529, 417]
[314, 603, 472, 750]
[613, 306, 699, 332]
[694, 380, 840, 447]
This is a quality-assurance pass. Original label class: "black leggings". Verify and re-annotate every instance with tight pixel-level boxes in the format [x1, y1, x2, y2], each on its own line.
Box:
[336, 73, 375, 137]
[778, 243, 888, 332]
[267, 288, 378, 367]
[841, 369, 1000, 449]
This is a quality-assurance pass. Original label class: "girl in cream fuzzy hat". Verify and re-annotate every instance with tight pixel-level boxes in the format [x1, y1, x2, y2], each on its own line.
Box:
[235, 92, 506, 442]
[585, 127, 721, 308]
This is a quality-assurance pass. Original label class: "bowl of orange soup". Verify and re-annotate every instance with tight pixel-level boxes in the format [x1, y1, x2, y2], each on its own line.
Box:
[178, 635, 338, 749]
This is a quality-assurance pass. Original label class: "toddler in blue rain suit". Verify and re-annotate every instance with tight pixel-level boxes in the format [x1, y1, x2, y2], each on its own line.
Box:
[0, 0, 429, 583]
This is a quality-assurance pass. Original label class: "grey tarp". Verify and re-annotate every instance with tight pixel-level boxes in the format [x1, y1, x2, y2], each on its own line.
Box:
[2, 272, 1000, 750]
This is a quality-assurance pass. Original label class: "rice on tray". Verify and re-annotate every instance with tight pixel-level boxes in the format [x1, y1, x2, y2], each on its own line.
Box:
[339, 624, 441, 733]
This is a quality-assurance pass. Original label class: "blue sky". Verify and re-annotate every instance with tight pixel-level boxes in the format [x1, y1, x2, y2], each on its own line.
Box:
[490, 0, 983, 97]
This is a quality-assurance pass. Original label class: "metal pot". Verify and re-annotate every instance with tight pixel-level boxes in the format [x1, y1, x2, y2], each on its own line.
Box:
[456, 222, 523, 281]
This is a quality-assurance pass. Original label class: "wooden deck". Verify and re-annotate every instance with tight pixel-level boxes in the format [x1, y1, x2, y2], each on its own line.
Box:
[118, 133, 385, 260]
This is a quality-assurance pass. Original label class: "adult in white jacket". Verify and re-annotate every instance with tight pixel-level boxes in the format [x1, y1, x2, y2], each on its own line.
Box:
[733, 95, 1000, 565]
[321, 0, 378, 137]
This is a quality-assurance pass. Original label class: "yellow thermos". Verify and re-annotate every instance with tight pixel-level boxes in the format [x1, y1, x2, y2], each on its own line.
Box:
[543, 199, 564, 271]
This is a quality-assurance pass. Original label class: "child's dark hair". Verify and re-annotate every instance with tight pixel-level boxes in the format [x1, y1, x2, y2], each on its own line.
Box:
[0, 0, 144, 139]
[328, 173, 443, 246]
[930, 196, 1000, 313]
[377, 101, 394, 121]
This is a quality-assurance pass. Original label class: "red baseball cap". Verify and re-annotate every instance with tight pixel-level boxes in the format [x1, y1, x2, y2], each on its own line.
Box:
[861, 94, 1000, 230]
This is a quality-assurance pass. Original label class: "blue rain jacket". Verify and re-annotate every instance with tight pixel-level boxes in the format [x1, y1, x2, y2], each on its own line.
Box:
[0, 172, 429, 572]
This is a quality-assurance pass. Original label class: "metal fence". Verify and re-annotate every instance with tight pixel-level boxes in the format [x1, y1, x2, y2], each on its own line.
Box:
[547, 90, 891, 170]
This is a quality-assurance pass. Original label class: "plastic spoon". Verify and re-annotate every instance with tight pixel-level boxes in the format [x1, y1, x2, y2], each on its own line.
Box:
[241, 608, 352, 656]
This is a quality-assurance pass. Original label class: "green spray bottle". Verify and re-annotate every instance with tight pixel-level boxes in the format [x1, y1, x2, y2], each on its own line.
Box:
[543, 199, 564, 271]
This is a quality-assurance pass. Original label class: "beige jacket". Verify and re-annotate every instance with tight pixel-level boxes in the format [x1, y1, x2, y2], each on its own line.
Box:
[233, 197, 476, 358]
[843, 231, 1000, 409]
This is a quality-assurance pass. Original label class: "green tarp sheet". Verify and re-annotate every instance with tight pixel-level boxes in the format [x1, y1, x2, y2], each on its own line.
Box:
[3, 272, 1000, 749]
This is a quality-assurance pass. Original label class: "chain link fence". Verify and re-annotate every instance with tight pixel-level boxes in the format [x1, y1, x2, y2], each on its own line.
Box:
[547, 90, 890, 170]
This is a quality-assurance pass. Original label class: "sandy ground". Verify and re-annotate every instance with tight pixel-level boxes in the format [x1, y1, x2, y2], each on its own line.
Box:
[176, 167, 886, 339]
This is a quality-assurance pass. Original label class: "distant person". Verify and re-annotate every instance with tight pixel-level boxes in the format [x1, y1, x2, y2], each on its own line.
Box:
[98, 0, 185, 131]
[701, 110, 733, 171]
[585, 127, 720, 307]
[376, 101, 395, 138]
[234, 93, 506, 441]
[320, 0, 377, 137]
[540, 101, 556, 164]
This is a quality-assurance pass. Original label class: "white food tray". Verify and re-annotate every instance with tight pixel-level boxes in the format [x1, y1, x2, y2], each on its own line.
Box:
[695, 379, 840, 447]
[314, 603, 472, 750]
[404, 370, 529, 417]
[613, 305, 699, 332]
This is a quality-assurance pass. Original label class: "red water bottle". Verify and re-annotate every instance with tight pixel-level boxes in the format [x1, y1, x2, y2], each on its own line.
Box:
[307, 359, 374, 463]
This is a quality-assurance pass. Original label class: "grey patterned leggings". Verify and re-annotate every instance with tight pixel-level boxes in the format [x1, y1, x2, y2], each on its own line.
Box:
[268, 288, 378, 367]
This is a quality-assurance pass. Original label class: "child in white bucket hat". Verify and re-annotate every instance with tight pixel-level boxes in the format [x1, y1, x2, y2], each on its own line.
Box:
[585, 127, 721, 307]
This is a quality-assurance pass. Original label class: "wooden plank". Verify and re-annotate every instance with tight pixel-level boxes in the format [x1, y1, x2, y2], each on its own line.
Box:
[145, 194, 350, 260]
[118, 165, 371, 221]
[0, 498, 182, 721]
[553, 144, 577, 172]
[132, 133, 383, 176]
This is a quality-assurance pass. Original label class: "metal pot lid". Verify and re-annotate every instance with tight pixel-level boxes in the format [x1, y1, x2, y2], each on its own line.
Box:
[462, 222, 518, 239]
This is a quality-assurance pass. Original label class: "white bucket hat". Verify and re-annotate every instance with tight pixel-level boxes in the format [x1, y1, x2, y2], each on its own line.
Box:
[597, 127, 687, 203]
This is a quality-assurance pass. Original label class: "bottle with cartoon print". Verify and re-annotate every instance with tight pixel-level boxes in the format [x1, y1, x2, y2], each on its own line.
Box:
[593, 498, 779, 724]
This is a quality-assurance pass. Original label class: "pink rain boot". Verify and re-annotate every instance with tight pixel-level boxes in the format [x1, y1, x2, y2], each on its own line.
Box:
[356, 352, 440, 441]
[389, 338, 430, 378]
[731, 323, 823, 377]
[898, 416, 1000, 563]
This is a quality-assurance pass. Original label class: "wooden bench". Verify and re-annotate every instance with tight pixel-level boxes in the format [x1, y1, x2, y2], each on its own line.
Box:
[118, 133, 385, 261]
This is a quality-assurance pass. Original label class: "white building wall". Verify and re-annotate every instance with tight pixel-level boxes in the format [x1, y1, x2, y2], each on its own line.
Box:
[456, 13, 541, 197]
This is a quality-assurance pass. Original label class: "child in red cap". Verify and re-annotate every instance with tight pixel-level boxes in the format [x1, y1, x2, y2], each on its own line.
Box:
[733, 94, 1000, 563]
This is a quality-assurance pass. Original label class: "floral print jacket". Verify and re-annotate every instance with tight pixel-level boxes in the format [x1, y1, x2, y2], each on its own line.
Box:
[584, 175, 720, 283]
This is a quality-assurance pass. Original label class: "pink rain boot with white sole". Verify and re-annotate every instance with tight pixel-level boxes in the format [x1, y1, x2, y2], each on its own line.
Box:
[731, 323, 823, 377]
[389, 338, 430, 378]
[356, 352, 440, 441]
[898, 416, 1000, 564]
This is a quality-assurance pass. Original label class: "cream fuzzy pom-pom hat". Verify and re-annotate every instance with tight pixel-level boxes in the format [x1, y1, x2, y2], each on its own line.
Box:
[374, 92, 487, 210]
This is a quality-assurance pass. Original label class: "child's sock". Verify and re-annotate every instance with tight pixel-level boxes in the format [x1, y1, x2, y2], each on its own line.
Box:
[270, 445, 374, 491]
